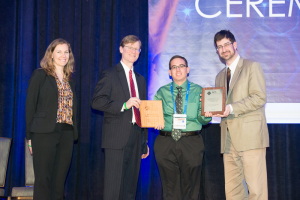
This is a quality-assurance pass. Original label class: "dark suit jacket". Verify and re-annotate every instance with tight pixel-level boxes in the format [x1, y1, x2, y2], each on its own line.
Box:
[91, 63, 148, 150]
[25, 69, 78, 140]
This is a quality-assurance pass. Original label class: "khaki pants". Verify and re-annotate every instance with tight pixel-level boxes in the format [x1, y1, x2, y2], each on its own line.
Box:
[223, 144, 268, 200]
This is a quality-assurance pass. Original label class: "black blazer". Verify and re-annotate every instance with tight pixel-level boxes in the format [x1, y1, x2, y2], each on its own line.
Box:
[91, 63, 148, 149]
[25, 69, 78, 140]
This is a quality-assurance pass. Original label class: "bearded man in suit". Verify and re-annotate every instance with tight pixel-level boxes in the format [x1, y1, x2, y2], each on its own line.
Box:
[92, 35, 149, 200]
[205, 30, 269, 200]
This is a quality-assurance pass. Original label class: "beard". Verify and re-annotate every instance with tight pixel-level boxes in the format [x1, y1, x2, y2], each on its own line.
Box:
[220, 49, 236, 61]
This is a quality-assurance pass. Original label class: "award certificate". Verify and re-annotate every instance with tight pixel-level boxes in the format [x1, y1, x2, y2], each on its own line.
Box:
[201, 87, 225, 116]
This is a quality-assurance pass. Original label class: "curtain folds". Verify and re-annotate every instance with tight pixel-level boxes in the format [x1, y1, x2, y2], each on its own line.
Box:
[0, 0, 148, 199]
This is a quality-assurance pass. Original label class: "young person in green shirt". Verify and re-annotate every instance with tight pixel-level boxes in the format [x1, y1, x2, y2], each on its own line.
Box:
[154, 55, 212, 200]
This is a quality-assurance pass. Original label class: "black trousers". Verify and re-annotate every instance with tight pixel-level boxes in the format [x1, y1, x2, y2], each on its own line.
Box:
[154, 134, 205, 200]
[31, 123, 74, 200]
[103, 124, 142, 200]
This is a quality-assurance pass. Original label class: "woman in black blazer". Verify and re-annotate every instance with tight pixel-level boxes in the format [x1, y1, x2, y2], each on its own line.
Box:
[25, 38, 77, 200]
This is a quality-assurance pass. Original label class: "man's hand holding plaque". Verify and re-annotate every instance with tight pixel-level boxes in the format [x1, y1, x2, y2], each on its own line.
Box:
[200, 87, 226, 117]
[140, 100, 165, 128]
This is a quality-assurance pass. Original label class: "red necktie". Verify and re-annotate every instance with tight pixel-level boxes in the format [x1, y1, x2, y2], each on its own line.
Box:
[129, 70, 141, 127]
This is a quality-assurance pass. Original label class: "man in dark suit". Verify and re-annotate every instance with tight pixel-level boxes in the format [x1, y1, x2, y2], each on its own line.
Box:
[92, 35, 149, 200]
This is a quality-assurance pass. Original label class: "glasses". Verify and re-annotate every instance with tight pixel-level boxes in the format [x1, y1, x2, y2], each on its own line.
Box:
[170, 64, 186, 70]
[216, 42, 233, 51]
[124, 46, 141, 53]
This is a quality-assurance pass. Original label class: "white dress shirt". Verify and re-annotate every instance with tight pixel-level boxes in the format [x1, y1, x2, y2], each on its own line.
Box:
[120, 61, 140, 124]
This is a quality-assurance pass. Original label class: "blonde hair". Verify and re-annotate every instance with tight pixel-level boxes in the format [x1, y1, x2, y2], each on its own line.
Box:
[120, 35, 141, 48]
[40, 38, 75, 80]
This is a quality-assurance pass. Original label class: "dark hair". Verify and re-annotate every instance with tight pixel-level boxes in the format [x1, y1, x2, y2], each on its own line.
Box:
[169, 55, 188, 69]
[214, 30, 236, 47]
[40, 38, 74, 80]
[120, 35, 142, 48]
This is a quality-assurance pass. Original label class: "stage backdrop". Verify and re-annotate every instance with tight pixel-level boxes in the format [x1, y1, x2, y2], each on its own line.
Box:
[148, 0, 300, 123]
[147, 1, 300, 199]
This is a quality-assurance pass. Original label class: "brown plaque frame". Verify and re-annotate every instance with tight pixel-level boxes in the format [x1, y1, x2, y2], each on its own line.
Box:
[140, 100, 164, 128]
[201, 87, 225, 116]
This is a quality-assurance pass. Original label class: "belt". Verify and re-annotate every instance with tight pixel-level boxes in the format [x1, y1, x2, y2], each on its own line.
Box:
[159, 130, 200, 137]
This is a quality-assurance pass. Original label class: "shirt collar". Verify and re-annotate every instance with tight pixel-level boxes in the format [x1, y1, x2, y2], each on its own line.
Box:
[173, 79, 188, 90]
[227, 54, 240, 71]
[121, 60, 134, 73]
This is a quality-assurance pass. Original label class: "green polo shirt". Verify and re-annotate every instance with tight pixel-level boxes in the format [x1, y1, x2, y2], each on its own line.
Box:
[154, 80, 211, 132]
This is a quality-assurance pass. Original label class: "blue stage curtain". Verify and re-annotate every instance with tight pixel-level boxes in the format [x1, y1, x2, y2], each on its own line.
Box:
[0, 0, 148, 199]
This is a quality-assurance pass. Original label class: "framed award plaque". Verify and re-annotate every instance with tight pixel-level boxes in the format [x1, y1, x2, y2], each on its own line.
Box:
[140, 100, 164, 128]
[201, 87, 225, 116]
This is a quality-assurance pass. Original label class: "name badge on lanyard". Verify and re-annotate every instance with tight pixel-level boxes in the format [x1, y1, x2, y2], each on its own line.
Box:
[171, 82, 190, 130]
[173, 114, 187, 129]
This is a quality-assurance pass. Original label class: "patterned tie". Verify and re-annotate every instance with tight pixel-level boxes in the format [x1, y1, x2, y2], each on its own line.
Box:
[171, 86, 182, 141]
[227, 67, 231, 94]
[129, 70, 141, 127]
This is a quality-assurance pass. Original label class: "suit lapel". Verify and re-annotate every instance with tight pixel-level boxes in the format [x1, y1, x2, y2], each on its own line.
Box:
[134, 71, 142, 99]
[117, 63, 131, 100]
[69, 79, 75, 93]
[49, 75, 58, 97]
[227, 57, 243, 100]
[68, 79, 77, 115]
[218, 69, 227, 98]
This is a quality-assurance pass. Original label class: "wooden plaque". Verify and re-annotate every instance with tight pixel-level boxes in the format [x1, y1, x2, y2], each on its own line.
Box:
[201, 87, 225, 116]
[140, 100, 164, 128]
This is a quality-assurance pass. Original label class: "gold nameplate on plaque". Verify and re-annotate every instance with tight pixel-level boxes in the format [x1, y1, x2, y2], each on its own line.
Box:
[140, 100, 164, 128]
